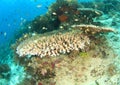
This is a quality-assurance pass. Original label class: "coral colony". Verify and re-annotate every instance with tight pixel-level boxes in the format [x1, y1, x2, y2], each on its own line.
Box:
[16, 25, 114, 58]
[16, 31, 90, 57]
[22, 0, 103, 34]
[13, 0, 119, 85]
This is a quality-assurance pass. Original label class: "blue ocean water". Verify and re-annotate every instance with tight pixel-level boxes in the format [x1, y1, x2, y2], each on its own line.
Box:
[0, 0, 56, 85]
[0, 0, 93, 45]
[0, 0, 56, 45]
[0, 0, 120, 85]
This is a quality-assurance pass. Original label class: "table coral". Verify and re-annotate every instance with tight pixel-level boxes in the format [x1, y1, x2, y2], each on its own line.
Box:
[16, 24, 115, 58]
[16, 31, 90, 58]
[72, 24, 116, 35]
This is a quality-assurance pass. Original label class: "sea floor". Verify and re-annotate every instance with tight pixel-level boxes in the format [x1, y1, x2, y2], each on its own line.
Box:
[51, 22, 120, 85]
[53, 41, 120, 85]
[35, 33, 120, 85]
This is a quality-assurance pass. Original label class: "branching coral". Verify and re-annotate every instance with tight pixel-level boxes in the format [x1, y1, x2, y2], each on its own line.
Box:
[16, 31, 90, 58]
[16, 24, 115, 58]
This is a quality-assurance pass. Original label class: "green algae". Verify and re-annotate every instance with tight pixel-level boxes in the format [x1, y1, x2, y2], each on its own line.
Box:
[79, 52, 88, 58]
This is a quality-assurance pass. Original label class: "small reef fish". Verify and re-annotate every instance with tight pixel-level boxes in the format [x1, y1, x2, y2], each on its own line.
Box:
[4, 32, 7, 37]
[0, 32, 7, 37]
[45, 6, 48, 9]
[0, 32, 3, 35]
[36, 4, 42, 8]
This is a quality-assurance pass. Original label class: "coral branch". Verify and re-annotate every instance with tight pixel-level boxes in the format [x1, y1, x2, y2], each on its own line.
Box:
[71, 24, 116, 35]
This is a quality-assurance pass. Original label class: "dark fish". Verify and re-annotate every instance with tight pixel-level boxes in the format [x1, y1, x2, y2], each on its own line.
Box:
[45, 6, 48, 9]
[0, 32, 3, 35]
[0, 32, 7, 37]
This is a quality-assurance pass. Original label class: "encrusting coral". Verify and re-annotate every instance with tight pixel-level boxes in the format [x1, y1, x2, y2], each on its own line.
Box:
[16, 24, 115, 58]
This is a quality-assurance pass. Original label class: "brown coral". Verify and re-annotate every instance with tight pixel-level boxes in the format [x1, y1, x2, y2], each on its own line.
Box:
[71, 24, 116, 35]
[58, 14, 68, 22]
[77, 8, 103, 18]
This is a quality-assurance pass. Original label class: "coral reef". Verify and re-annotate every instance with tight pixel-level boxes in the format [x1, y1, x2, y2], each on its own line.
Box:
[26, 56, 62, 83]
[14, 0, 120, 39]
[16, 31, 90, 57]
[72, 24, 116, 35]
[14, 24, 116, 85]
[80, 0, 120, 14]
[16, 24, 115, 58]
[16, 34, 117, 85]
[0, 64, 10, 79]
[12, 0, 120, 85]
[18, 0, 103, 34]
